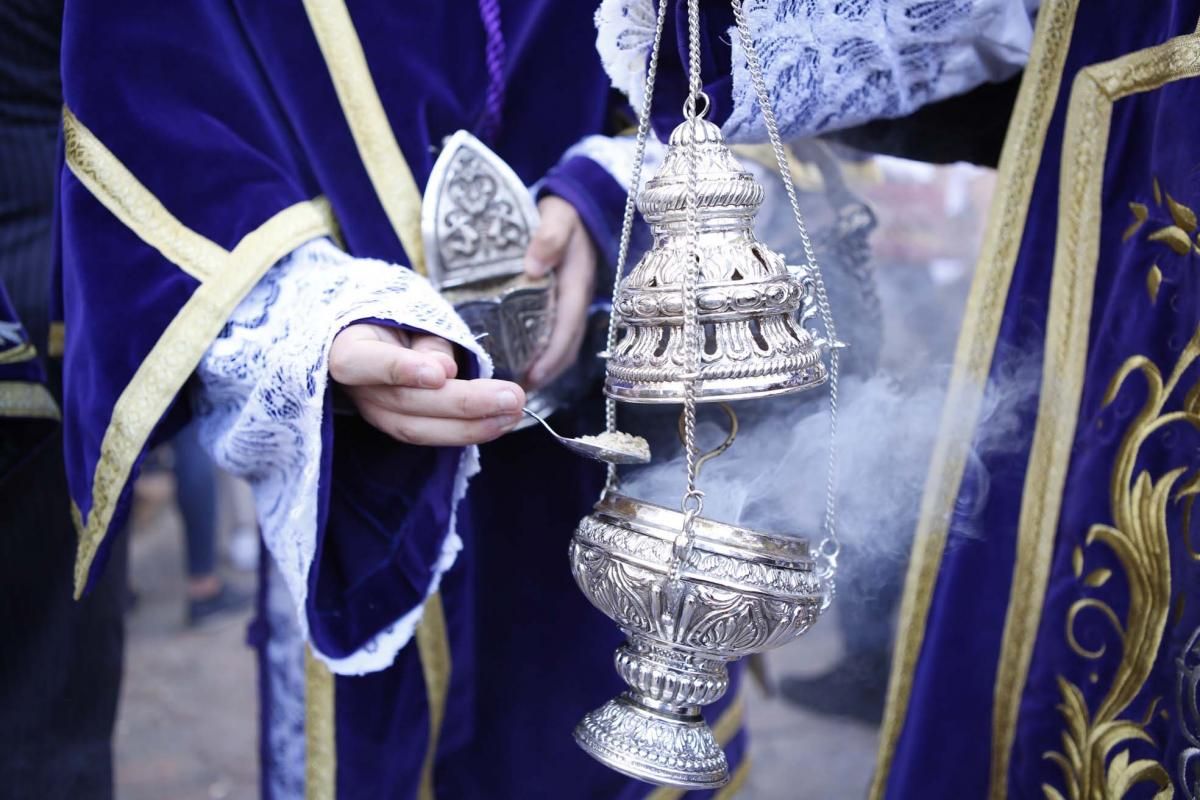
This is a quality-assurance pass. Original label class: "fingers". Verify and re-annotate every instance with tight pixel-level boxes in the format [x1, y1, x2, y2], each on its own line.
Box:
[354, 401, 524, 447]
[393, 414, 522, 447]
[526, 224, 595, 389]
[410, 334, 459, 379]
[330, 327, 450, 389]
[331, 323, 460, 388]
[358, 378, 525, 419]
[333, 325, 526, 446]
[525, 196, 579, 278]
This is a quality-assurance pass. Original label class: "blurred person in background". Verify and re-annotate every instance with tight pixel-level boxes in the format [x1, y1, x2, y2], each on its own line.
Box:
[136, 422, 252, 626]
[0, 3, 125, 798]
[170, 422, 250, 625]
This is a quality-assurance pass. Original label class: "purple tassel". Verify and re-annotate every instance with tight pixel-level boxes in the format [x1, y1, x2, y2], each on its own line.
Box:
[476, 0, 507, 143]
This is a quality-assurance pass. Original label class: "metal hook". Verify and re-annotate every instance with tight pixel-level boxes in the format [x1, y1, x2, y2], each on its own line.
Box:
[676, 402, 739, 478]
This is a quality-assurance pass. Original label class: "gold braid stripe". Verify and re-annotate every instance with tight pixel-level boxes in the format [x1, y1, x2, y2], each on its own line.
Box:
[0, 381, 60, 420]
[645, 692, 746, 800]
[415, 591, 451, 800]
[988, 31, 1200, 799]
[63, 108, 227, 283]
[47, 323, 65, 358]
[869, 0, 1081, 795]
[306, 649, 338, 800]
[73, 195, 334, 596]
[0, 342, 37, 365]
[302, 0, 427, 275]
[64, 110, 337, 597]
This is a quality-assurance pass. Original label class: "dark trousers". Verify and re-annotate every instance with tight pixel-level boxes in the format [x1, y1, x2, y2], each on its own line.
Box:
[0, 428, 126, 800]
[173, 422, 217, 578]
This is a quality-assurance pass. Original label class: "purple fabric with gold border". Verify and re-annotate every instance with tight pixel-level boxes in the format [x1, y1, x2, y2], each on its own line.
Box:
[873, 2, 1200, 798]
[642, 0, 1200, 796]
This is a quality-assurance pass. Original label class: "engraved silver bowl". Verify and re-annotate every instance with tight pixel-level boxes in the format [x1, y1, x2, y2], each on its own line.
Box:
[569, 492, 826, 788]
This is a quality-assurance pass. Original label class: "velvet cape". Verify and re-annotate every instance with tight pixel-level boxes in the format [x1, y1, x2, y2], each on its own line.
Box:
[56, 1, 747, 798]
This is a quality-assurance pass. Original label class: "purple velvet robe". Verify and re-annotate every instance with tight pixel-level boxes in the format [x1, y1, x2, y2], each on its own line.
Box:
[56, 2, 746, 797]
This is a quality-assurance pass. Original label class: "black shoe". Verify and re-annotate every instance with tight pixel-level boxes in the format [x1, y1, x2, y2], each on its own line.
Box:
[778, 654, 890, 725]
[187, 583, 252, 628]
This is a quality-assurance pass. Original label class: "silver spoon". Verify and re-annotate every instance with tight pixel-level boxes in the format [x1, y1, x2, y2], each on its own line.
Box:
[522, 408, 651, 465]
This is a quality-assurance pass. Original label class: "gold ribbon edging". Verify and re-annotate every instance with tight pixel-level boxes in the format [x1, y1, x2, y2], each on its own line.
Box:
[306, 648, 338, 800]
[302, 0, 427, 274]
[71, 194, 334, 596]
[869, 0, 1082, 794]
[0, 381, 61, 421]
[63, 108, 226, 283]
[415, 591, 452, 800]
[987, 31, 1200, 799]
[63, 109, 337, 596]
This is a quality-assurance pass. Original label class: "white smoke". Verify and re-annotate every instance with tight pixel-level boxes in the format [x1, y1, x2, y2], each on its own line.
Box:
[613, 153, 1039, 573]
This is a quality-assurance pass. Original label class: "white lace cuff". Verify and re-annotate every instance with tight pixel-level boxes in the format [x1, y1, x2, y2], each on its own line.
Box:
[193, 238, 491, 675]
[596, 0, 1038, 143]
[560, 133, 666, 193]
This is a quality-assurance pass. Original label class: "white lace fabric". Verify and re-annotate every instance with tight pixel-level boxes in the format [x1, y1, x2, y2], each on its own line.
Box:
[193, 238, 491, 676]
[560, 133, 666, 193]
[596, 0, 1039, 142]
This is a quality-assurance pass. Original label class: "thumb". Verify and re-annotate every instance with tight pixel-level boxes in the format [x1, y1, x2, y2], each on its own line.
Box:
[524, 196, 578, 277]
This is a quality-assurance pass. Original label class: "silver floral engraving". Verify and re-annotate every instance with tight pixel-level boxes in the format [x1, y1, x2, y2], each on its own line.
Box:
[423, 131, 538, 289]
[574, 695, 729, 787]
[569, 493, 826, 788]
[605, 118, 827, 404]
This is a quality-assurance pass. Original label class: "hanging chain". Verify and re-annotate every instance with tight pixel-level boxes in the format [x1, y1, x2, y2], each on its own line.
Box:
[671, 0, 706, 581]
[603, 0, 670, 493]
[731, 0, 841, 589]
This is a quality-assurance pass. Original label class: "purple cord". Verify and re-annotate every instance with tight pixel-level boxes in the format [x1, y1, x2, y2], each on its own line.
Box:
[477, 0, 507, 143]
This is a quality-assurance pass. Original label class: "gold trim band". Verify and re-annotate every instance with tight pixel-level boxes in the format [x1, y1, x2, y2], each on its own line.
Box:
[987, 31, 1200, 799]
[306, 648, 338, 800]
[0, 342, 36, 365]
[63, 108, 227, 283]
[71, 194, 335, 597]
[47, 323, 65, 358]
[869, 1, 1081, 794]
[302, 0, 427, 274]
[415, 591, 452, 800]
[0, 381, 61, 420]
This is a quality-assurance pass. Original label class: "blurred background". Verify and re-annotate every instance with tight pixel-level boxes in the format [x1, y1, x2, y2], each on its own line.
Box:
[114, 152, 995, 800]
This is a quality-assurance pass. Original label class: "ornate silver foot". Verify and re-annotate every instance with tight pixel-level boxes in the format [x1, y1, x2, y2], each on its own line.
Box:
[574, 640, 730, 788]
[574, 694, 728, 789]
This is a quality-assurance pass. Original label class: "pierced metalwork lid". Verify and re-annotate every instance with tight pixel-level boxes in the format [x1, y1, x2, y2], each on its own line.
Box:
[605, 119, 827, 404]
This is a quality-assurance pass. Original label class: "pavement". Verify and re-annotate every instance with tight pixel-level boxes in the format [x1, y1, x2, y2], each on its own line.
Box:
[116, 475, 881, 800]
[115, 475, 258, 800]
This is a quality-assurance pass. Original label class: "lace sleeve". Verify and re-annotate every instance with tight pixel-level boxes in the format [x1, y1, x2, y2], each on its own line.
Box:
[192, 238, 491, 675]
[596, 0, 1039, 143]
